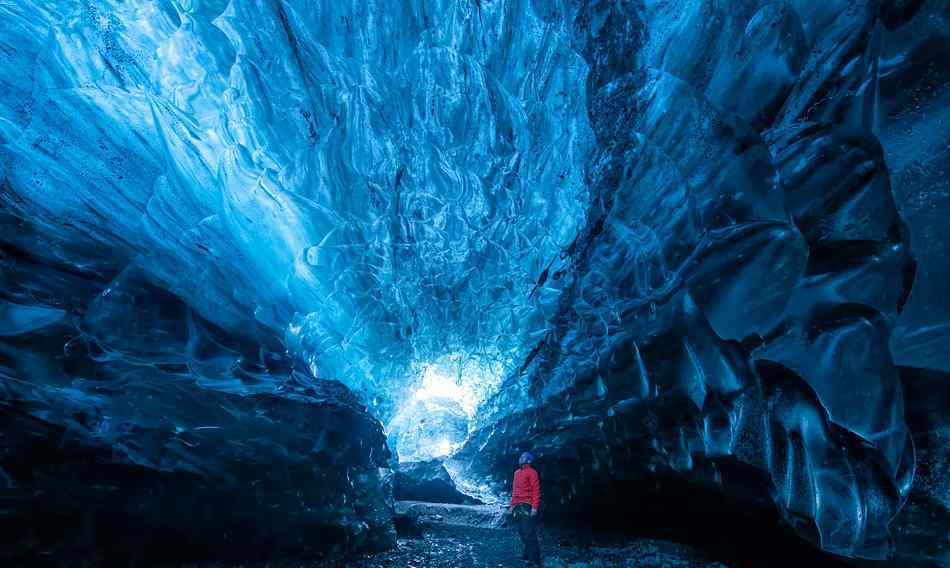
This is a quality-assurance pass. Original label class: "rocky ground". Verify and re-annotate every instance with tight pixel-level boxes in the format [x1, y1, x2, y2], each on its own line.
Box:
[342, 524, 727, 568]
[158, 499, 947, 568]
[163, 516, 731, 568]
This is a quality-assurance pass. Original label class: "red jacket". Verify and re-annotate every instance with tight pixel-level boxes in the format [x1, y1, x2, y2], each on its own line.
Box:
[510, 464, 541, 510]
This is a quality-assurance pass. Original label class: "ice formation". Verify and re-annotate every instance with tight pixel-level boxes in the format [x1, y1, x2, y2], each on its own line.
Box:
[0, 0, 948, 564]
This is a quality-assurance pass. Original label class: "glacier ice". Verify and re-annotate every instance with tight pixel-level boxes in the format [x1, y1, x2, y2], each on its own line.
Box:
[386, 357, 497, 462]
[0, 0, 948, 564]
[460, 0, 935, 561]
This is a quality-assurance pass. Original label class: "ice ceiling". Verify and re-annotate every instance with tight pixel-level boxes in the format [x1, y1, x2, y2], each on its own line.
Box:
[1, 0, 949, 563]
[1, 0, 590, 421]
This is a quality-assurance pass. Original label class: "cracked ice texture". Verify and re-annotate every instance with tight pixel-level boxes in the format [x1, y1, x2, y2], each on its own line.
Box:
[0, 0, 947, 562]
[461, 0, 938, 561]
[0, 0, 591, 417]
[0, 0, 590, 559]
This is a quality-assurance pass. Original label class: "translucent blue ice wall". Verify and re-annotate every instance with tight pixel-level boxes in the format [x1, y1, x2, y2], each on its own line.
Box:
[0, 0, 591, 419]
[458, 0, 949, 560]
[1, 0, 948, 561]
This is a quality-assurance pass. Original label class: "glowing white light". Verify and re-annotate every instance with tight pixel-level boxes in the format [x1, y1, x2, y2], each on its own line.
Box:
[414, 365, 473, 410]
[387, 354, 504, 462]
[410, 355, 502, 415]
[435, 438, 454, 457]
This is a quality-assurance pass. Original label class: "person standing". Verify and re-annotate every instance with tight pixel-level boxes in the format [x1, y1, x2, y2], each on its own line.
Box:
[509, 451, 541, 566]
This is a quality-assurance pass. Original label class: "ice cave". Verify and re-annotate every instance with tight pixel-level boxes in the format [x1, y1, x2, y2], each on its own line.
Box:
[1, 0, 948, 566]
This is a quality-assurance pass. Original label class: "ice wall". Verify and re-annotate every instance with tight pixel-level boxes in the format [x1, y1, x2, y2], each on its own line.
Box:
[0, 0, 589, 561]
[460, 0, 945, 562]
[0, 0, 591, 417]
[0, 0, 948, 563]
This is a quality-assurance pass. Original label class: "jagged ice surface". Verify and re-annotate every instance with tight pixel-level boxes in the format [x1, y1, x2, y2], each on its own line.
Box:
[0, 0, 948, 564]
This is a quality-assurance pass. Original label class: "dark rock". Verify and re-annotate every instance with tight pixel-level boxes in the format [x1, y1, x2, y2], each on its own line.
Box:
[0, 317, 396, 566]
[393, 511, 424, 539]
[395, 459, 481, 505]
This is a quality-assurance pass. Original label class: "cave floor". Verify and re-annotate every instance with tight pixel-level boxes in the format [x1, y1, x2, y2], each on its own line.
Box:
[162, 523, 728, 568]
[163, 518, 928, 568]
[345, 523, 728, 568]
[160, 497, 950, 568]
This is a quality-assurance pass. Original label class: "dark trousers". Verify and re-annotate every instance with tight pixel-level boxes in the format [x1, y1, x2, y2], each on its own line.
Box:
[515, 514, 540, 564]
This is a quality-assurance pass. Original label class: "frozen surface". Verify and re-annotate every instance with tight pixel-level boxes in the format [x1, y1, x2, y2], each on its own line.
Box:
[386, 356, 503, 461]
[0, 0, 948, 564]
[461, 0, 941, 562]
[879, 3, 950, 372]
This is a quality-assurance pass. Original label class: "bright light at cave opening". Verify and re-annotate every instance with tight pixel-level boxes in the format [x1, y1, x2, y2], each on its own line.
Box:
[414, 364, 478, 414]
[388, 355, 503, 462]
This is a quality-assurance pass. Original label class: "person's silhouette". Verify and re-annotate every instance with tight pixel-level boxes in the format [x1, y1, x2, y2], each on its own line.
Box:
[509, 451, 541, 565]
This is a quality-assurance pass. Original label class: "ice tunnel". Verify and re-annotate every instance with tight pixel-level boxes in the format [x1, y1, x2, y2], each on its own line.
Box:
[387, 356, 503, 462]
[1, 0, 949, 566]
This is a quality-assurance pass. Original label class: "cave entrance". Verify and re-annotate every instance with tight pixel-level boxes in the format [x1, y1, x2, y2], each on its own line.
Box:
[386, 355, 500, 463]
